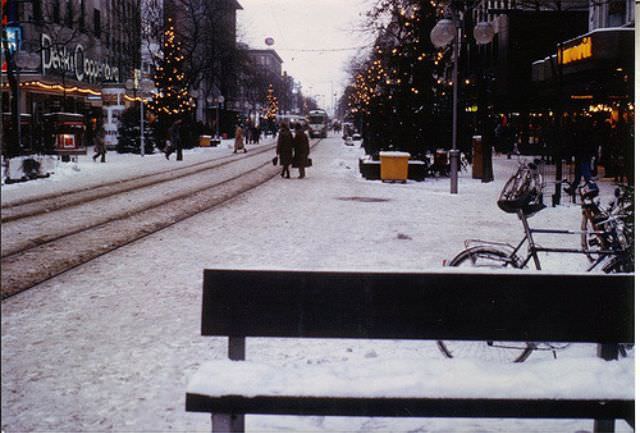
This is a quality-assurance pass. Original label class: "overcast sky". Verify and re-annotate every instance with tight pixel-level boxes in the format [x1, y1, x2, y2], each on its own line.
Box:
[237, 0, 375, 115]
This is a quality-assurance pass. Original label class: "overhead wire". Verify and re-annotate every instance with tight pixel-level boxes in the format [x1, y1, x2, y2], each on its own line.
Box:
[275, 45, 373, 53]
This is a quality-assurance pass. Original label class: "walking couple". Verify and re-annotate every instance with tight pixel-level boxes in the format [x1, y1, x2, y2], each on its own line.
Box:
[276, 122, 309, 179]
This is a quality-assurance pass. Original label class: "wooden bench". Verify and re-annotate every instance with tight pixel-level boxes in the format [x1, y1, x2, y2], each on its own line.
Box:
[186, 270, 634, 432]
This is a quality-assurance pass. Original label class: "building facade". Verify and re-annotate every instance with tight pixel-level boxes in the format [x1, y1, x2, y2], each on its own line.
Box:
[2, 0, 140, 154]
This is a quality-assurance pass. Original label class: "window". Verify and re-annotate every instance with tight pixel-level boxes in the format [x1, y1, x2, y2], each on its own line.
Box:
[608, 0, 625, 26]
[32, 0, 43, 23]
[53, 0, 60, 23]
[65, 0, 73, 27]
[79, 0, 85, 31]
[94, 9, 101, 37]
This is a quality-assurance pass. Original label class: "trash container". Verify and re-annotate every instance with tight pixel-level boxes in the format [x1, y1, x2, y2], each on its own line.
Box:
[379, 151, 410, 182]
[434, 149, 448, 176]
[199, 135, 212, 147]
[472, 135, 483, 179]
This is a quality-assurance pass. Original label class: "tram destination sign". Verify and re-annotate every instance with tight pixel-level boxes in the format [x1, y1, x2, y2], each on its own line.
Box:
[41, 33, 120, 84]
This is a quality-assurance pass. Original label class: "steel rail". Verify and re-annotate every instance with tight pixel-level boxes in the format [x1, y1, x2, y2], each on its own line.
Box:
[0, 139, 320, 299]
[1, 143, 277, 222]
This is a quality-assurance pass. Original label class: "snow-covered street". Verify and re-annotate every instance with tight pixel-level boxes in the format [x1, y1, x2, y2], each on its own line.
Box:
[1, 137, 633, 432]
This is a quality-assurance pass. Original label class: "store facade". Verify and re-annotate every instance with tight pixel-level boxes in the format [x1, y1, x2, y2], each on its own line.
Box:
[2, 0, 138, 156]
[531, 27, 634, 179]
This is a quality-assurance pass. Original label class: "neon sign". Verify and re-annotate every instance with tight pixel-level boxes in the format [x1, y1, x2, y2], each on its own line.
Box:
[559, 37, 592, 65]
[41, 33, 120, 84]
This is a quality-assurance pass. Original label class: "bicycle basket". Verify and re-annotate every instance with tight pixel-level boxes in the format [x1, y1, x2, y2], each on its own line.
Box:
[497, 164, 545, 216]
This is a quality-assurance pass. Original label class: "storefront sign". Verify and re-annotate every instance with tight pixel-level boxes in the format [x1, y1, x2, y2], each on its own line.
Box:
[5, 25, 22, 53]
[41, 33, 120, 84]
[559, 37, 592, 65]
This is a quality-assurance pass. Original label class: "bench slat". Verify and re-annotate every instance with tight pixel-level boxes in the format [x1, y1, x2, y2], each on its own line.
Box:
[202, 270, 633, 343]
[186, 394, 633, 421]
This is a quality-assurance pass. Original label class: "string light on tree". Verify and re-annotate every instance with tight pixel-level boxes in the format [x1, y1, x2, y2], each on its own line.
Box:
[264, 84, 279, 120]
[147, 17, 194, 121]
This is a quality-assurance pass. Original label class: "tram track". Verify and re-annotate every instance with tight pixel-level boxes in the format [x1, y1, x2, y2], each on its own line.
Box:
[0, 143, 277, 222]
[1, 140, 318, 299]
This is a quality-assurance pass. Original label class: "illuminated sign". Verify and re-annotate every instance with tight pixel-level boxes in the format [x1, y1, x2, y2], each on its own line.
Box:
[559, 37, 592, 65]
[5, 25, 21, 53]
[41, 33, 120, 84]
[570, 95, 593, 100]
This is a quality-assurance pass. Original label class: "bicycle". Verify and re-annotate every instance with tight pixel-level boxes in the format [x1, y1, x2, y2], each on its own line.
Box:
[578, 181, 633, 272]
[438, 159, 633, 362]
[447, 161, 631, 273]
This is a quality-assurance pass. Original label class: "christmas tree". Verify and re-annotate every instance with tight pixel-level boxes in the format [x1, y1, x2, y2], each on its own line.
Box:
[147, 17, 194, 127]
[346, 0, 444, 157]
[116, 106, 156, 154]
[265, 84, 279, 120]
[264, 84, 279, 131]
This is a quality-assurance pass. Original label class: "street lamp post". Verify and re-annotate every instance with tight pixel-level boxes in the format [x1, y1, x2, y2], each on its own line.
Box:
[430, 10, 494, 194]
[126, 73, 154, 157]
[215, 95, 224, 141]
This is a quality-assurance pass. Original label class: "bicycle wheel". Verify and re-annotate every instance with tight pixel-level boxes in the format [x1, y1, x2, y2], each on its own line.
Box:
[442, 246, 534, 362]
[436, 340, 535, 363]
[448, 246, 517, 268]
[581, 212, 604, 262]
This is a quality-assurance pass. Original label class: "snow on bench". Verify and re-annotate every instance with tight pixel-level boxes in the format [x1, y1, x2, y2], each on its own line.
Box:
[186, 269, 634, 432]
[188, 357, 633, 401]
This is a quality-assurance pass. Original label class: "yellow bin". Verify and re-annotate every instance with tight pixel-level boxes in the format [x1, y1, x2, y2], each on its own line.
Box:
[379, 151, 410, 182]
[199, 135, 212, 147]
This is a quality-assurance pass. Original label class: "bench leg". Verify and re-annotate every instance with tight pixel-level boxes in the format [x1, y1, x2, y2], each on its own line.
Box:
[229, 337, 246, 361]
[594, 419, 615, 433]
[212, 413, 244, 433]
[593, 344, 619, 432]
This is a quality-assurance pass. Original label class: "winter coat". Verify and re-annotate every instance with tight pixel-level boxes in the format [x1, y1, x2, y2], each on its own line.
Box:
[168, 120, 182, 147]
[234, 126, 245, 151]
[293, 130, 310, 167]
[277, 127, 294, 166]
[94, 128, 106, 153]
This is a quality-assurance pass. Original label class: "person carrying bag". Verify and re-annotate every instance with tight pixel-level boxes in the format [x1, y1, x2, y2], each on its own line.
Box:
[292, 123, 310, 179]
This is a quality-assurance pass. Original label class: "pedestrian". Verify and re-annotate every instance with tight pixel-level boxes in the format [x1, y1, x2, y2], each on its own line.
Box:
[252, 125, 260, 144]
[292, 123, 310, 179]
[244, 119, 251, 145]
[234, 124, 247, 153]
[165, 118, 182, 160]
[92, 123, 107, 163]
[565, 116, 595, 195]
[276, 121, 294, 178]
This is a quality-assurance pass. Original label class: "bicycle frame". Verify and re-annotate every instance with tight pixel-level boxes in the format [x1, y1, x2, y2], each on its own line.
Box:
[465, 209, 623, 271]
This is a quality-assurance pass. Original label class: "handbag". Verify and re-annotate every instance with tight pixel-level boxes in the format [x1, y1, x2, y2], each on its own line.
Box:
[272, 156, 278, 166]
[306, 158, 312, 167]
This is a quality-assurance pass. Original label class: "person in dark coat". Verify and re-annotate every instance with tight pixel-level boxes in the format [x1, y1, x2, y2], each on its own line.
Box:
[276, 122, 294, 178]
[92, 124, 106, 163]
[565, 116, 596, 194]
[293, 123, 310, 178]
[165, 118, 183, 160]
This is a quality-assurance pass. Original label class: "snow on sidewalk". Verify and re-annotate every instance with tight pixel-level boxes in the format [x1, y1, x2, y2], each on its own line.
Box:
[1, 136, 631, 433]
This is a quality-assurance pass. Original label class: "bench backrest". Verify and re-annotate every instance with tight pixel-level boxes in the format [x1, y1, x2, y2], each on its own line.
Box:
[202, 270, 633, 344]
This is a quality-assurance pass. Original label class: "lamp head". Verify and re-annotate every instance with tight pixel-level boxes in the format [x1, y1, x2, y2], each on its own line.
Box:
[473, 21, 494, 45]
[430, 19, 456, 48]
